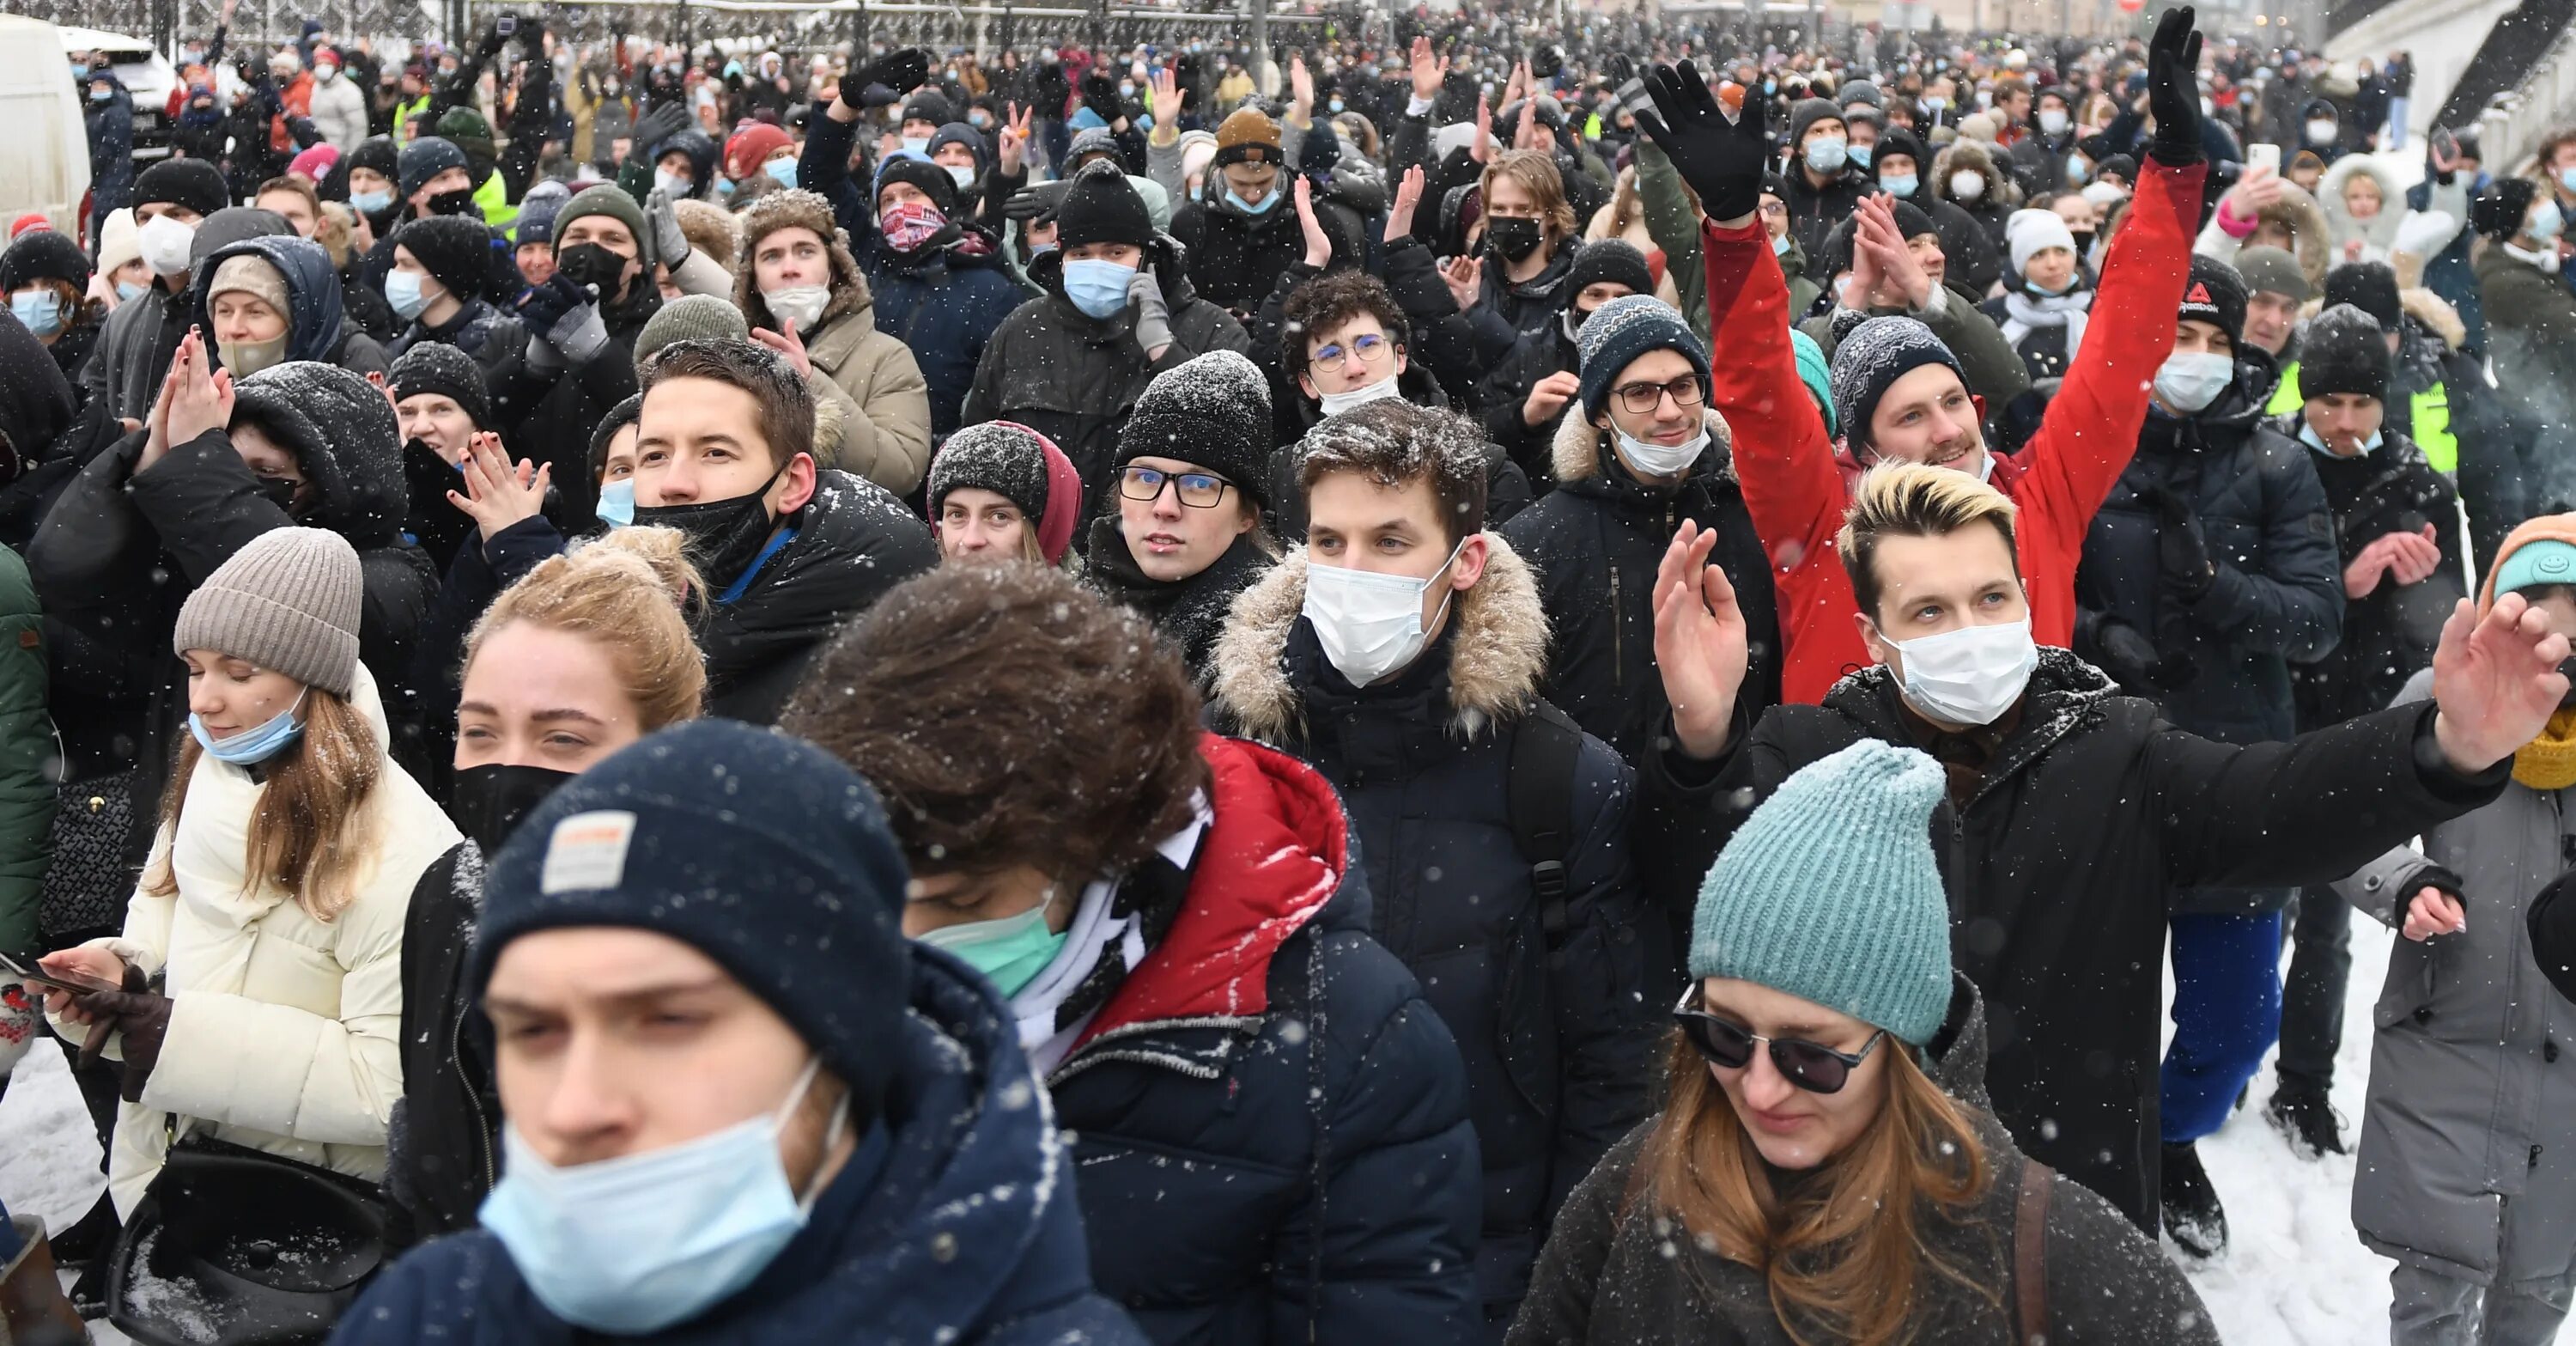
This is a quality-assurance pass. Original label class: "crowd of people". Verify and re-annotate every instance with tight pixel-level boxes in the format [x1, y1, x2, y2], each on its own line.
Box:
[0, 0, 2572, 1342]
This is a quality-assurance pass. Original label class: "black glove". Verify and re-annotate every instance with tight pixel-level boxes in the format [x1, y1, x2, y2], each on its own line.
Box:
[2147, 483, 2218, 599]
[478, 21, 510, 61]
[2145, 5, 2206, 167]
[629, 100, 690, 155]
[1633, 62, 1768, 224]
[514, 272, 580, 336]
[1082, 73, 1122, 124]
[2090, 616, 2168, 693]
[842, 48, 928, 113]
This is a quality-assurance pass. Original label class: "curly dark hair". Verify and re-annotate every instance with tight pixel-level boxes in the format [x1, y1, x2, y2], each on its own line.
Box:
[1278, 269, 1412, 384]
[781, 564, 1208, 883]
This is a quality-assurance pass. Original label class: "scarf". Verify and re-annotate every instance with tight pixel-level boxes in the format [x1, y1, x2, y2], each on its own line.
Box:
[1999, 285, 2093, 353]
[2514, 708, 2576, 791]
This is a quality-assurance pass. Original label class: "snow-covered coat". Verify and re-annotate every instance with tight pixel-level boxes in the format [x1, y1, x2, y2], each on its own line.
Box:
[1507, 977, 2223, 1346]
[331, 947, 1149, 1346]
[46, 665, 457, 1216]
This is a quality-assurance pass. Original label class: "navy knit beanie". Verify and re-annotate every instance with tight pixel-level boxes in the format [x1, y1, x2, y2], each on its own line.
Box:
[388, 341, 492, 431]
[1829, 315, 1965, 452]
[2300, 303, 2391, 403]
[476, 722, 915, 1120]
[1692, 739, 1954, 1045]
[398, 136, 469, 198]
[1575, 294, 1710, 422]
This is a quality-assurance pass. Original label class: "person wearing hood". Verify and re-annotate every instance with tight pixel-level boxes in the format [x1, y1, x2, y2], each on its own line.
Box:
[482, 185, 659, 525]
[1501, 294, 1780, 773]
[1168, 107, 1302, 321]
[2, 230, 106, 401]
[330, 719, 1148, 1346]
[2197, 161, 2336, 295]
[629, 338, 934, 723]
[2318, 154, 2404, 265]
[1204, 399, 1659, 1331]
[387, 340, 502, 576]
[510, 178, 571, 289]
[1874, 127, 2002, 297]
[383, 527, 704, 1243]
[0, 307, 75, 509]
[2325, 519, 2576, 1345]
[927, 120, 1027, 238]
[925, 423, 1080, 568]
[787, 562, 1483, 1341]
[2007, 85, 2085, 199]
[307, 44, 368, 151]
[1080, 350, 1273, 681]
[2296, 95, 2345, 166]
[962, 162, 1249, 519]
[198, 232, 389, 381]
[2074, 252, 2343, 1258]
[617, 107, 720, 209]
[2406, 129, 2490, 357]
[2474, 178, 2576, 449]
[387, 214, 522, 366]
[1929, 135, 2023, 254]
[83, 159, 234, 427]
[83, 64, 137, 222]
[1512, 739, 2221, 1346]
[1780, 98, 1868, 259]
[1982, 207, 2095, 391]
[1478, 239, 1651, 490]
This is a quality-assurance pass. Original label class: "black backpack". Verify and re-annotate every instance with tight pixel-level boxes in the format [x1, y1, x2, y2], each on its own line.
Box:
[1505, 699, 1586, 948]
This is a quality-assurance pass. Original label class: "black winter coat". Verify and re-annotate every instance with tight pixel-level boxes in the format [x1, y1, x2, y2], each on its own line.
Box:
[1781, 165, 1868, 260]
[1378, 235, 1499, 409]
[1636, 649, 2507, 1232]
[1464, 243, 1581, 361]
[85, 85, 136, 218]
[1207, 542, 1663, 1325]
[1479, 319, 1580, 490]
[2290, 429, 2462, 730]
[1169, 191, 1305, 320]
[483, 274, 654, 525]
[385, 839, 496, 1243]
[1083, 520, 1273, 686]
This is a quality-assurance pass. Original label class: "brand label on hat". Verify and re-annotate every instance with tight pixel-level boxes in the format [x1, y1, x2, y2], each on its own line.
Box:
[542, 811, 636, 894]
[2183, 281, 2213, 306]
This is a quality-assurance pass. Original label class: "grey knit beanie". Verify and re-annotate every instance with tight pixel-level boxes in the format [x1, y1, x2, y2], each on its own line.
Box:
[634, 294, 750, 373]
[173, 528, 364, 697]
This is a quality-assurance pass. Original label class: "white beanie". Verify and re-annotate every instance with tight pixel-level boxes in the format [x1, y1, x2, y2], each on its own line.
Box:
[2008, 208, 2078, 277]
[96, 208, 143, 280]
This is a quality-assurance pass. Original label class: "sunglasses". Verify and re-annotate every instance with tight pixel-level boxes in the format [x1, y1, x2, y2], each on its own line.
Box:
[1674, 994, 1888, 1096]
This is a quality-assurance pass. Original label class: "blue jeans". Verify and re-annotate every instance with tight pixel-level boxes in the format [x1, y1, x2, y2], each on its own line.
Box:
[2160, 911, 2285, 1144]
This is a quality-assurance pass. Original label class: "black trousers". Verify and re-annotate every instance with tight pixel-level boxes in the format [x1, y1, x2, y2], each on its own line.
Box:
[2275, 886, 2354, 1091]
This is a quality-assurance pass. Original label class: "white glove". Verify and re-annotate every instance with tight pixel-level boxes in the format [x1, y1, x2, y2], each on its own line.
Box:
[2393, 209, 2459, 261]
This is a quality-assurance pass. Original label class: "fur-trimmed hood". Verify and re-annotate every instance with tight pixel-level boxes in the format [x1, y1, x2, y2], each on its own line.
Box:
[1209, 533, 1550, 744]
[732, 186, 876, 333]
[2296, 284, 2467, 351]
[2257, 181, 2334, 291]
[1930, 140, 2023, 212]
[1548, 406, 1735, 488]
[2318, 155, 2403, 254]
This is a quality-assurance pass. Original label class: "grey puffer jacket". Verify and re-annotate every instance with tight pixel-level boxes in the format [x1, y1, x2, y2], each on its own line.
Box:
[1506, 975, 2221, 1346]
[2335, 663, 2576, 1283]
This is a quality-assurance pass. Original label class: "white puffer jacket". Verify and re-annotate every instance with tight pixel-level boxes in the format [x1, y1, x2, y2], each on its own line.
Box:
[49, 666, 459, 1215]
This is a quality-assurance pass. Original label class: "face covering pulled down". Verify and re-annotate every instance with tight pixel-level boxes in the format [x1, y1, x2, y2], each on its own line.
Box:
[1302, 539, 1467, 686]
[1315, 374, 1406, 418]
[631, 458, 790, 591]
[1613, 421, 1709, 479]
[1883, 618, 2038, 727]
[190, 688, 308, 765]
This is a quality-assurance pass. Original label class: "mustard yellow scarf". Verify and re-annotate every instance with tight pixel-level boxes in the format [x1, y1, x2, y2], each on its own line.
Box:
[2513, 708, 2576, 791]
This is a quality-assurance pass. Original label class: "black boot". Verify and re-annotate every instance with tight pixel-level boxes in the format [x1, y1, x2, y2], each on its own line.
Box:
[2161, 1142, 2228, 1259]
[2266, 1080, 2349, 1159]
[44, 1192, 117, 1267]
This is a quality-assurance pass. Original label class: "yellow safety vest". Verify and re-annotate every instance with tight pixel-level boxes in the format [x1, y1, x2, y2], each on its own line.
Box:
[474, 170, 518, 234]
[2267, 362, 2458, 474]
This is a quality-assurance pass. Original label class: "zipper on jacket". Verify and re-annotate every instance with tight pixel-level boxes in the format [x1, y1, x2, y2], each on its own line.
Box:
[451, 1006, 496, 1198]
[1609, 566, 1625, 688]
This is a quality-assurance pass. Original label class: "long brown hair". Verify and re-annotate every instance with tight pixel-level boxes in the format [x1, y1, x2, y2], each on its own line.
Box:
[1640, 1028, 1997, 1346]
[148, 688, 382, 923]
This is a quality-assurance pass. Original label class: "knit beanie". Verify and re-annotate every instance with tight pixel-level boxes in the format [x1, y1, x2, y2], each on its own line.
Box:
[929, 421, 1082, 565]
[553, 183, 648, 249]
[901, 89, 956, 130]
[208, 253, 290, 319]
[2472, 178, 2540, 242]
[1875, 127, 1929, 172]
[289, 143, 341, 184]
[2300, 303, 2390, 403]
[928, 123, 990, 176]
[872, 150, 961, 216]
[96, 208, 143, 280]
[434, 107, 496, 165]
[172, 527, 364, 697]
[1212, 107, 1284, 168]
[2323, 261, 2403, 334]
[392, 215, 492, 301]
[591, 393, 643, 478]
[1566, 240, 1656, 302]
[1831, 316, 1965, 453]
[512, 179, 570, 247]
[388, 341, 492, 432]
[634, 293, 749, 371]
[1791, 326, 1837, 436]
[397, 136, 469, 198]
[475, 720, 916, 1127]
[1054, 161, 1154, 251]
[0, 231, 91, 293]
[1839, 78, 1883, 109]
[1116, 350, 1273, 510]
[1690, 739, 1953, 1046]
[1788, 97, 1844, 148]
[134, 158, 231, 219]
[1177, 130, 1219, 185]
[2177, 253, 2249, 347]
[2007, 207, 2077, 277]
[1886, 199, 1938, 242]
[1066, 127, 1124, 173]
[347, 136, 399, 189]
[1575, 294, 1711, 422]
[2235, 245, 2312, 302]
[724, 122, 795, 180]
[2489, 534, 2576, 606]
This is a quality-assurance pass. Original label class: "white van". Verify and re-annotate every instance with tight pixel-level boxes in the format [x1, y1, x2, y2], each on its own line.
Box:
[58, 25, 179, 162]
[0, 17, 95, 236]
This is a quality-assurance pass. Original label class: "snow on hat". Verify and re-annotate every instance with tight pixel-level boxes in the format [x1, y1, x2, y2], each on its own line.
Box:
[2007, 207, 2077, 277]
[2300, 303, 2390, 403]
[1117, 350, 1274, 510]
[173, 527, 363, 697]
[2177, 253, 2249, 346]
[2323, 260, 2403, 333]
[0, 230, 90, 294]
[929, 421, 1082, 564]
[389, 341, 493, 432]
[1575, 293, 1711, 423]
[1565, 240, 1656, 301]
[475, 720, 917, 1125]
[1054, 161, 1153, 251]
[1830, 316, 1965, 453]
[392, 215, 494, 302]
[398, 136, 469, 198]
[1214, 107, 1284, 168]
[2235, 246, 2311, 302]
[513, 179, 571, 247]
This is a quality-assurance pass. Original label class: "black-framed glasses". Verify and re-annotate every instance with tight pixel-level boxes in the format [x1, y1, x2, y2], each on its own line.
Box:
[1119, 466, 1232, 509]
[1615, 376, 1707, 416]
[1310, 332, 1392, 373]
[1674, 994, 1888, 1095]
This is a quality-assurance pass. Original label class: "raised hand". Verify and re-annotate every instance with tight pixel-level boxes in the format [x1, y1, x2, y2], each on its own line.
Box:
[1473, 91, 1492, 163]
[1409, 36, 1447, 106]
[1635, 59, 1768, 223]
[1000, 102, 1034, 171]
[167, 330, 236, 449]
[1294, 175, 1331, 269]
[2144, 5, 2206, 165]
[1654, 521, 1750, 760]
[1516, 94, 1540, 151]
[1149, 68, 1182, 136]
[1443, 254, 1484, 313]
[854, 47, 929, 104]
[1857, 194, 1932, 308]
[750, 316, 812, 379]
[1289, 54, 1314, 120]
[451, 431, 550, 543]
[2431, 591, 2576, 773]
[1522, 369, 1582, 428]
[1386, 163, 1425, 244]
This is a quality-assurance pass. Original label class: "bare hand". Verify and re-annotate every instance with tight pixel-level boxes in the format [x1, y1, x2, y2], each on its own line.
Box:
[750, 318, 811, 379]
[1386, 164, 1425, 244]
[1856, 194, 1931, 308]
[1654, 521, 1750, 759]
[1443, 254, 1484, 312]
[451, 433, 550, 543]
[36, 947, 127, 1022]
[1289, 54, 1314, 119]
[2344, 539, 2394, 600]
[1473, 92, 1492, 163]
[2227, 162, 2282, 221]
[166, 330, 237, 448]
[139, 331, 191, 470]
[2402, 886, 2466, 941]
[2430, 592, 2576, 773]
[1148, 69, 1181, 140]
[1409, 36, 1448, 105]
[999, 103, 1033, 171]
[2344, 237, 2366, 263]
[2385, 524, 2444, 587]
[1516, 91, 1541, 151]
[1294, 176, 1330, 269]
[1522, 370, 1582, 427]
[1843, 208, 1885, 309]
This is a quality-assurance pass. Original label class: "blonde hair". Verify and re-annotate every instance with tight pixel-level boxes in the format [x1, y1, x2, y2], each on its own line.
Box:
[1836, 462, 2021, 622]
[1480, 149, 1580, 248]
[149, 688, 382, 922]
[465, 526, 709, 732]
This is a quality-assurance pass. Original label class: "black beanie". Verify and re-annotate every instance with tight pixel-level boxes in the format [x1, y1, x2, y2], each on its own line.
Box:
[0, 231, 91, 293]
[392, 215, 492, 302]
[872, 153, 960, 216]
[134, 158, 230, 218]
[1054, 161, 1153, 251]
[398, 136, 470, 198]
[1887, 199, 1939, 242]
[901, 89, 957, 129]
[1829, 315, 1967, 451]
[1566, 240, 1656, 300]
[1875, 127, 1929, 171]
[2472, 178, 2538, 242]
[2300, 303, 2391, 402]
[348, 135, 399, 186]
[388, 341, 492, 431]
[1115, 350, 1273, 510]
[2177, 254, 2249, 348]
[2323, 260, 2403, 334]
[590, 393, 643, 478]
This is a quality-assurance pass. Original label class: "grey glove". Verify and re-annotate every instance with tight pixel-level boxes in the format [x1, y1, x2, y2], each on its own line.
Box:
[1129, 268, 1173, 355]
[549, 299, 610, 364]
[644, 187, 690, 271]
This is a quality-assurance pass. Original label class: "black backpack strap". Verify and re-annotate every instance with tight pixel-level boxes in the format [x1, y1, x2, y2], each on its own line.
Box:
[1508, 700, 1586, 947]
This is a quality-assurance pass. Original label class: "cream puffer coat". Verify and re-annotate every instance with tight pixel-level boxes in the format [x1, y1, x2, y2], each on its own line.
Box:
[49, 666, 459, 1216]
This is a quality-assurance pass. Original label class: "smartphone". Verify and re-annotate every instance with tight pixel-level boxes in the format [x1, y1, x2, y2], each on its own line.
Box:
[0, 949, 118, 996]
[495, 13, 518, 35]
[2432, 125, 2460, 162]
[2246, 142, 2280, 173]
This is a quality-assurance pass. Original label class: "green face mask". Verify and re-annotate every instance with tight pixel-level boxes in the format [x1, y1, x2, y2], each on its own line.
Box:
[915, 901, 1067, 997]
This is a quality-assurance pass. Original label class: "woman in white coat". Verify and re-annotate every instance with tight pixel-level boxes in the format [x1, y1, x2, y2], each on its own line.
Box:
[39, 527, 459, 1217]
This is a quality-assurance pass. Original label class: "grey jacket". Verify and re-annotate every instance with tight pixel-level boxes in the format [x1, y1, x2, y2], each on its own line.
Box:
[2336, 666, 2576, 1282]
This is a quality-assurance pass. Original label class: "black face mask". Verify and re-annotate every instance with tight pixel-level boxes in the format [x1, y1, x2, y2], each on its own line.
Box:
[555, 242, 629, 297]
[2069, 230, 2097, 257]
[629, 458, 790, 589]
[2560, 656, 2576, 710]
[402, 437, 474, 558]
[451, 763, 578, 856]
[255, 476, 301, 514]
[424, 187, 478, 217]
[1484, 216, 1545, 264]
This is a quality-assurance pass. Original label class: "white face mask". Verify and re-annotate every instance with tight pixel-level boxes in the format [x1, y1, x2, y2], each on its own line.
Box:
[763, 284, 829, 330]
[1301, 539, 1467, 686]
[1315, 373, 1406, 417]
[2154, 350, 2234, 414]
[1613, 423, 1709, 479]
[2038, 107, 2069, 136]
[1948, 170, 1985, 203]
[139, 212, 196, 277]
[2305, 119, 2336, 146]
[654, 167, 691, 198]
[1883, 617, 2038, 726]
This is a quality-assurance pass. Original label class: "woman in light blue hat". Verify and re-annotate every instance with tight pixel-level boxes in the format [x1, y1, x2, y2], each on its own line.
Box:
[1510, 738, 2218, 1346]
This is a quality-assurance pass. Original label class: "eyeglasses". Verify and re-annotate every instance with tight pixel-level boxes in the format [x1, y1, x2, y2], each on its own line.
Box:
[1119, 466, 1232, 509]
[1310, 332, 1392, 373]
[1674, 995, 1889, 1095]
[1614, 376, 1707, 416]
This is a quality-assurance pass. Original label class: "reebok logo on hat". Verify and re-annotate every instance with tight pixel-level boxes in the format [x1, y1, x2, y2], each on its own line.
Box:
[2184, 281, 2212, 306]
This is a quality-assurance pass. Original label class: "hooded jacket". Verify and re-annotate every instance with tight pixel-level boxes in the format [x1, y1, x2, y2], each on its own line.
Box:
[734, 193, 936, 495]
[307, 64, 369, 151]
[331, 947, 1151, 1346]
[2317, 155, 2404, 262]
[1169, 181, 1306, 317]
[1208, 538, 1662, 1325]
[1509, 977, 2222, 1346]
[191, 233, 388, 378]
[2194, 179, 2333, 294]
[2286, 426, 2461, 731]
[85, 80, 137, 219]
[1930, 140, 2025, 253]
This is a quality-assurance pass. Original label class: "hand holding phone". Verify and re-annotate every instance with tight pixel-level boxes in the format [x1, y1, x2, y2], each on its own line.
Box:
[2246, 142, 2280, 173]
[0, 949, 125, 1020]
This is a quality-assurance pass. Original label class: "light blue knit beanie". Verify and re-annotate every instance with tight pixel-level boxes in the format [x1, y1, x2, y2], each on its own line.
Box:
[1689, 739, 1953, 1045]
[1789, 326, 1836, 436]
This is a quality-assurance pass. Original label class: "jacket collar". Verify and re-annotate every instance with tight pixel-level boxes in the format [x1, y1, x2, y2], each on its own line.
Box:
[1822, 647, 2117, 810]
[1550, 405, 1736, 496]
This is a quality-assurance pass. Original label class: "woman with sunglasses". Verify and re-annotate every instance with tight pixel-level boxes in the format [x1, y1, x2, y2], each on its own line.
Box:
[1510, 739, 2218, 1346]
[1083, 351, 1278, 684]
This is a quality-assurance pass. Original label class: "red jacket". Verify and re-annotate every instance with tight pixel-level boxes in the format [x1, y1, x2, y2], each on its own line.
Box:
[1704, 156, 2207, 703]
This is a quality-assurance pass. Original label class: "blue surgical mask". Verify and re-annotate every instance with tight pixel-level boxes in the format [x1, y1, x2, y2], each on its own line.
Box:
[10, 289, 63, 338]
[2064, 156, 2089, 186]
[2531, 200, 2567, 243]
[1880, 173, 1919, 198]
[1236, 187, 1280, 215]
[2153, 350, 2235, 414]
[384, 269, 430, 320]
[595, 478, 635, 527]
[2560, 167, 2576, 196]
[91, 87, 112, 103]
[946, 163, 976, 188]
[349, 188, 392, 214]
[115, 279, 149, 303]
[2299, 420, 2383, 456]
[1329, 97, 1345, 113]
[715, 177, 737, 198]
[916, 902, 1068, 997]
[189, 688, 307, 765]
[1849, 142, 1874, 169]
[901, 136, 931, 155]
[1062, 257, 1136, 320]
[1804, 137, 1848, 174]
[764, 156, 799, 188]
[482, 1057, 848, 1335]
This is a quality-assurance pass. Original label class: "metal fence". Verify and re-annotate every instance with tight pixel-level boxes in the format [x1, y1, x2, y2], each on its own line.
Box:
[15, 0, 440, 51]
